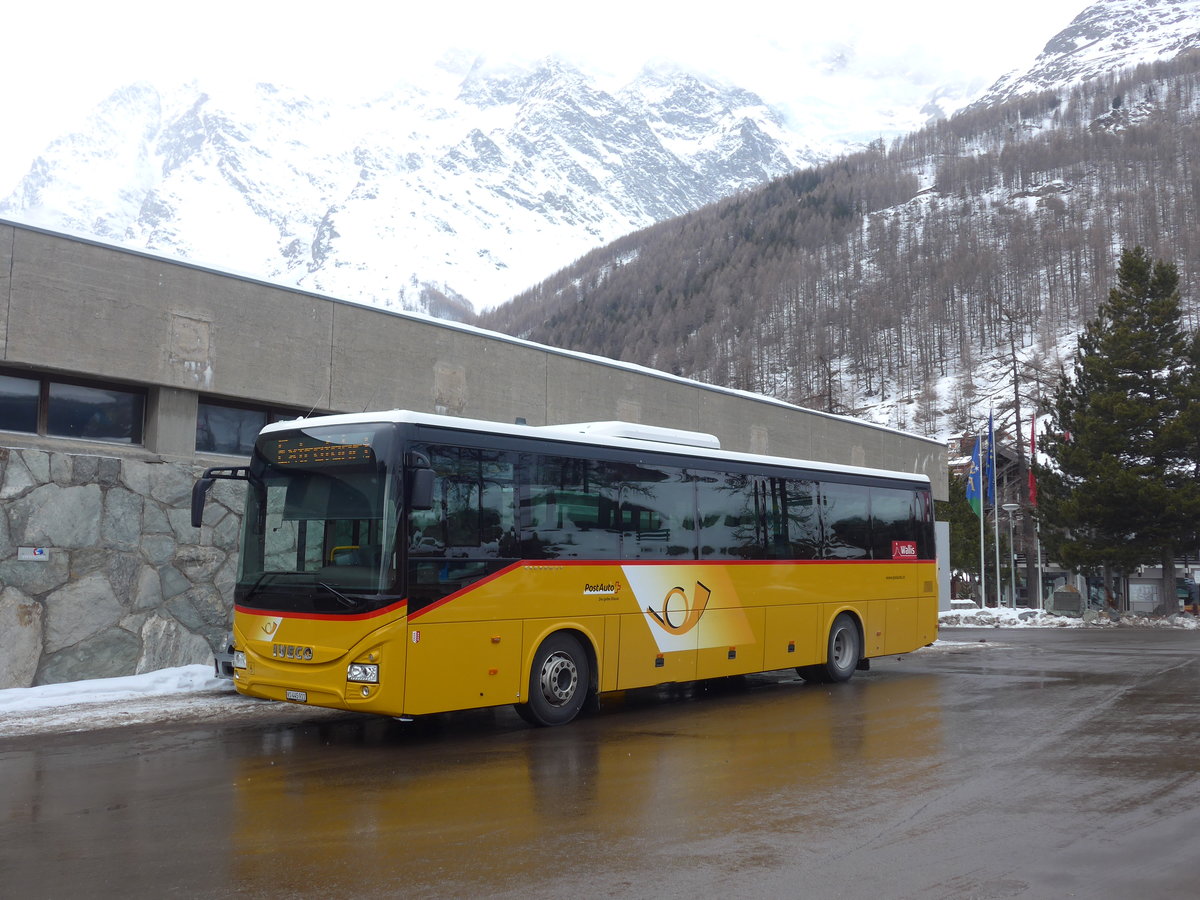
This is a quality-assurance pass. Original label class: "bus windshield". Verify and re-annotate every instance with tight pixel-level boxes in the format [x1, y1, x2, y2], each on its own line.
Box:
[237, 423, 400, 613]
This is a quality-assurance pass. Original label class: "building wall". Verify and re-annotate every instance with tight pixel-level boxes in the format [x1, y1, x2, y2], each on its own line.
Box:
[0, 220, 948, 688]
[0, 445, 245, 688]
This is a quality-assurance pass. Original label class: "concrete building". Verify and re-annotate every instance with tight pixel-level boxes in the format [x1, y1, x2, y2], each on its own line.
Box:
[0, 220, 947, 687]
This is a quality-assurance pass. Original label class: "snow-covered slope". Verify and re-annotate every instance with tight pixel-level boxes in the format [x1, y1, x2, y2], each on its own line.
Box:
[978, 0, 1200, 106]
[477, 3, 1200, 444]
[6, 3, 1194, 328]
[0, 59, 826, 316]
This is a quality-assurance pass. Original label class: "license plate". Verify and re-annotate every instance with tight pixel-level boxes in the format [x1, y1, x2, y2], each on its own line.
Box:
[285, 690, 308, 703]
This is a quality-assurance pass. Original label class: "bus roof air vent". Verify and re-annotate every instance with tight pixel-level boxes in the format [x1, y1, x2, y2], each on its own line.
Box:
[541, 421, 722, 450]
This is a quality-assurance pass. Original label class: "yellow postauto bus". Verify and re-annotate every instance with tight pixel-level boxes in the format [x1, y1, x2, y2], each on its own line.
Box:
[192, 410, 937, 726]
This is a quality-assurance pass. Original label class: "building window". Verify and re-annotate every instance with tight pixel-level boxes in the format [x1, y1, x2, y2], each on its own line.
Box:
[47, 382, 144, 443]
[0, 370, 145, 444]
[0, 374, 39, 433]
[195, 400, 302, 455]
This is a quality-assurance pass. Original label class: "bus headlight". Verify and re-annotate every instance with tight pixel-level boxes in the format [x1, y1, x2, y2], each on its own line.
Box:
[233, 650, 247, 669]
[347, 663, 379, 684]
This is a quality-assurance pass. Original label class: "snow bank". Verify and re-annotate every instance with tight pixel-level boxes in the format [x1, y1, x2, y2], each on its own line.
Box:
[0, 665, 228, 714]
[0, 666, 240, 738]
[939, 607, 1200, 629]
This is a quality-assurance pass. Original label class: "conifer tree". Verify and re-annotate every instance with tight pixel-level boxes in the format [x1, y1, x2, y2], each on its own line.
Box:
[1038, 247, 1200, 611]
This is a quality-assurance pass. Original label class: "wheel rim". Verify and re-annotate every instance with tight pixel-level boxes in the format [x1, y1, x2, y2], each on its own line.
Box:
[539, 651, 579, 707]
[831, 627, 853, 669]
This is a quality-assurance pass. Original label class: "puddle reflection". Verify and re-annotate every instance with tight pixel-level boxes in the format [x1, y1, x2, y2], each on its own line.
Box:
[229, 673, 943, 895]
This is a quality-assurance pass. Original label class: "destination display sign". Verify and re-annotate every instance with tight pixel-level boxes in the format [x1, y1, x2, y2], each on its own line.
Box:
[264, 436, 375, 467]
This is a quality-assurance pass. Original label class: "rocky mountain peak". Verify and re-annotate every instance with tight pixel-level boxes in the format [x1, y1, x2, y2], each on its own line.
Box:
[977, 0, 1200, 106]
[1, 61, 821, 317]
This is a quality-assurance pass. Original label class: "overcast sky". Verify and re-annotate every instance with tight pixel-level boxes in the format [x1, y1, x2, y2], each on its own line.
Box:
[1, 0, 1088, 191]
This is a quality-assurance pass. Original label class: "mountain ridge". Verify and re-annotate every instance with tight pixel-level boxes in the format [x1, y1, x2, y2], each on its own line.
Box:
[976, 0, 1200, 106]
[1, 60, 826, 316]
[476, 44, 1200, 442]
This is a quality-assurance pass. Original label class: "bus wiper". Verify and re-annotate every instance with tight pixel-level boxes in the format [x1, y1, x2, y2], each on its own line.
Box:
[318, 581, 360, 608]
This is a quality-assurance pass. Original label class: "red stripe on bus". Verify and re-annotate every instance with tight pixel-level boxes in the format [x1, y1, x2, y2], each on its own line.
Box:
[406, 561, 527, 620]
[404, 556, 935, 620]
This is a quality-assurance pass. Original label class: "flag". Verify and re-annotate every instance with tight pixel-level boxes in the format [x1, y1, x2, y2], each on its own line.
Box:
[1028, 413, 1038, 507]
[966, 435, 983, 518]
[982, 411, 996, 507]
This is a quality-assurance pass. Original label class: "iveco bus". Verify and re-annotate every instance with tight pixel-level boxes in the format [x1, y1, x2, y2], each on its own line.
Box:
[192, 410, 937, 726]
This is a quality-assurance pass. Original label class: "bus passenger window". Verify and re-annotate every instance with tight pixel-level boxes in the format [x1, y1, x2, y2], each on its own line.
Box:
[916, 490, 935, 558]
[820, 482, 870, 559]
[407, 445, 515, 558]
[606, 462, 695, 560]
[773, 478, 820, 560]
[521, 455, 617, 560]
[870, 487, 917, 560]
[696, 470, 765, 559]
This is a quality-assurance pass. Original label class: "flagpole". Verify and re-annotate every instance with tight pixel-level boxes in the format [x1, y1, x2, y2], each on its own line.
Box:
[995, 503, 1004, 606]
[978, 481, 987, 607]
[989, 411, 1004, 607]
[1030, 410, 1043, 610]
[968, 432, 987, 608]
[1035, 522, 1044, 609]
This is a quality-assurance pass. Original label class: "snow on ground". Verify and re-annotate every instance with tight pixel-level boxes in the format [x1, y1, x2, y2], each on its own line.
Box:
[939, 605, 1200, 629]
[3, 609, 1195, 738]
[0, 665, 339, 739]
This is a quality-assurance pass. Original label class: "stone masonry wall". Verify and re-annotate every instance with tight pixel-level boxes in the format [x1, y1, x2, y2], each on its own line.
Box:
[0, 446, 245, 689]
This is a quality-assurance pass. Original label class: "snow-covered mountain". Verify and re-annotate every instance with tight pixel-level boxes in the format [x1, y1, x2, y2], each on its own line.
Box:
[977, 0, 1200, 106]
[0, 59, 829, 316]
[849, 1, 1200, 439]
[475, 0, 1200, 444]
[6, 2, 1194, 324]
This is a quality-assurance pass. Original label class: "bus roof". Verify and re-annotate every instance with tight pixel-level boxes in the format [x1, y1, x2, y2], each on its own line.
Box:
[260, 409, 931, 486]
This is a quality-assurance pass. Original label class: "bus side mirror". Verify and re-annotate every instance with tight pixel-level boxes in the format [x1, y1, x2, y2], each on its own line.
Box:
[192, 466, 251, 528]
[191, 477, 215, 528]
[410, 468, 434, 511]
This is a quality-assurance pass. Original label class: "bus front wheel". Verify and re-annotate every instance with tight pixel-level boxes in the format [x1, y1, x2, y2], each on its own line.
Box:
[798, 613, 861, 684]
[517, 633, 590, 727]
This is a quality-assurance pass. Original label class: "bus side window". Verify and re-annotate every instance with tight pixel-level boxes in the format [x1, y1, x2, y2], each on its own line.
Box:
[869, 487, 918, 560]
[696, 470, 765, 560]
[521, 455, 617, 560]
[607, 461, 694, 560]
[408, 447, 448, 556]
[820, 481, 870, 560]
[778, 478, 820, 560]
[408, 445, 515, 558]
[917, 489, 935, 559]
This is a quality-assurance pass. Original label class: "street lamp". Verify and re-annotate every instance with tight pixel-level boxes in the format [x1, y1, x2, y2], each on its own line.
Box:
[1002, 503, 1020, 608]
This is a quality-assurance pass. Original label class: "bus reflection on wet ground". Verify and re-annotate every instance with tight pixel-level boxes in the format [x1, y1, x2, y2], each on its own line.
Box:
[227, 669, 942, 897]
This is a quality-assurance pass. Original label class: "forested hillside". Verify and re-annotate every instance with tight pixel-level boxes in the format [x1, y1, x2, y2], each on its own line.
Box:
[476, 52, 1200, 438]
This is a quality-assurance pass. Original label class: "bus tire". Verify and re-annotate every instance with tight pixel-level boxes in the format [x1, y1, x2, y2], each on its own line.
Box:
[798, 613, 861, 684]
[519, 633, 590, 727]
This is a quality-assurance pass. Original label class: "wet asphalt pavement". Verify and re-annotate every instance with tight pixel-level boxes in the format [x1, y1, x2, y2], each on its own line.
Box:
[2, 627, 1198, 899]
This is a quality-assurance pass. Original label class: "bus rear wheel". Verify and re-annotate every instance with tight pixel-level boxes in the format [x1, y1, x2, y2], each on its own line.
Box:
[517, 633, 590, 727]
[797, 613, 861, 684]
